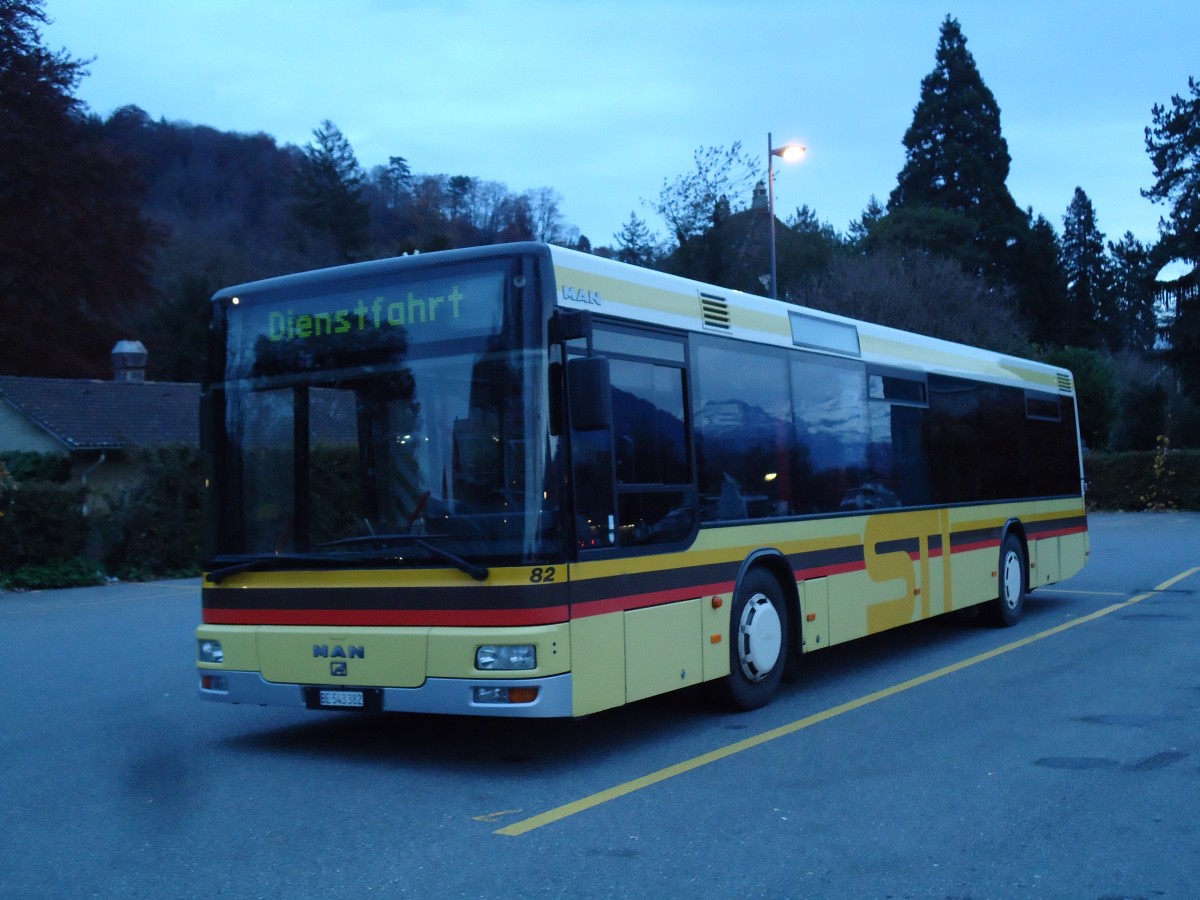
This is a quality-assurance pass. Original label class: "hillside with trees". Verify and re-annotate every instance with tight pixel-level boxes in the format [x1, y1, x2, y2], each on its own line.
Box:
[2, 4, 1198, 453]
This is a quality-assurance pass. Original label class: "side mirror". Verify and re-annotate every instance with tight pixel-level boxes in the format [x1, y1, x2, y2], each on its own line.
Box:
[567, 356, 612, 432]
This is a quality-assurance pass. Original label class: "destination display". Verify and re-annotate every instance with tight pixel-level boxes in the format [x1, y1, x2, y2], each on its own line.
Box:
[226, 266, 508, 377]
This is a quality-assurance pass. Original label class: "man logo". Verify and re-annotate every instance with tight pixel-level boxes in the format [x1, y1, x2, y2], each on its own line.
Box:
[330, 662, 348, 677]
[313, 644, 365, 659]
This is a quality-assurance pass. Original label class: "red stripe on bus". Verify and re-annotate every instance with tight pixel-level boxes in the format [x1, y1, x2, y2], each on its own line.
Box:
[571, 581, 736, 618]
[1032, 525, 1086, 539]
[953, 539, 1001, 554]
[795, 559, 864, 579]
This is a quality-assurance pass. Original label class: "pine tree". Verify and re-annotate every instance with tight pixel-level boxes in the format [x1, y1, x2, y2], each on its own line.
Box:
[378, 156, 412, 209]
[1061, 187, 1114, 349]
[847, 196, 885, 247]
[1143, 76, 1200, 266]
[614, 212, 658, 266]
[885, 16, 1026, 278]
[1108, 232, 1159, 352]
[1144, 77, 1200, 397]
[1010, 212, 1071, 348]
[292, 120, 369, 262]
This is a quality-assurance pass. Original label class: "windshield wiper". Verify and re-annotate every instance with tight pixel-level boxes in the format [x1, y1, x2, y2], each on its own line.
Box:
[206, 552, 363, 584]
[207, 542, 488, 584]
[319, 533, 490, 582]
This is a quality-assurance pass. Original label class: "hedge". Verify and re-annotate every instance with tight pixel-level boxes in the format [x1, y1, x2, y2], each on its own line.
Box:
[0, 447, 202, 590]
[0, 475, 104, 589]
[1083, 446, 1200, 511]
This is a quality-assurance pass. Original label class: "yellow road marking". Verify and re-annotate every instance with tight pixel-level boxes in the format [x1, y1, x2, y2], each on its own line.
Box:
[496, 566, 1200, 837]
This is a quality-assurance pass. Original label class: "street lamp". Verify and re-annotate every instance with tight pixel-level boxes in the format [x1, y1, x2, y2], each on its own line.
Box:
[767, 132, 806, 300]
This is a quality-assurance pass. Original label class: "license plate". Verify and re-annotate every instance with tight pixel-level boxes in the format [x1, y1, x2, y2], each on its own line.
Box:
[318, 689, 364, 708]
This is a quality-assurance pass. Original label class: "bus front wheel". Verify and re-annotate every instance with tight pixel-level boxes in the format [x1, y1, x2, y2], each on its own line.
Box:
[717, 569, 788, 711]
[985, 533, 1027, 627]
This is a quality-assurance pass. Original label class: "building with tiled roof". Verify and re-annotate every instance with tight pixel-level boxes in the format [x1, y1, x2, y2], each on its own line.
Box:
[0, 342, 199, 502]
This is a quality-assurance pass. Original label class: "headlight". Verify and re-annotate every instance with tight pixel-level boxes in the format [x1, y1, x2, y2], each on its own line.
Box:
[475, 644, 536, 671]
[198, 639, 224, 664]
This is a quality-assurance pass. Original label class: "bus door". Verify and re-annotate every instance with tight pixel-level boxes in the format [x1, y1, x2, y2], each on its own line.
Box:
[564, 326, 702, 710]
[566, 326, 696, 553]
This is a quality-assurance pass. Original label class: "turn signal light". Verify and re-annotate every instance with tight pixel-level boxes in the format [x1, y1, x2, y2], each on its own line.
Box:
[472, 686, 540, 705]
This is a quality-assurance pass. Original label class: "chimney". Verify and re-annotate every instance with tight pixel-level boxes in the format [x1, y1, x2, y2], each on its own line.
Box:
[112, 340, 148, 383]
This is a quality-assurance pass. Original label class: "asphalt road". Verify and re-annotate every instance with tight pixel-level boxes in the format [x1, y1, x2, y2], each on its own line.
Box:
[2, 512, 1198, 899]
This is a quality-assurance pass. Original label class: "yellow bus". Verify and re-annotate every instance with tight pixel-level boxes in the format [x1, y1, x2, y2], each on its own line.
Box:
[197, 242, 1088, 717]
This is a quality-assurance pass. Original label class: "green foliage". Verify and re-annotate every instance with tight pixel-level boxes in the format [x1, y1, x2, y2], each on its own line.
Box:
[1084, 447, 1200, 511]
[885, 16, 1026, 282]
[1171, 290, 1200, 399]
[1143, 76, 1200, 266]
[865, 206, 989, 272]
[1039, 347, 1117, 450]
[797, 249, 1028, 355]
[613, 211, 659, 266]
[0, 558, 104, 590]
[0, 480, 90, 572]
[1010, 212, 1072, 348]
[1060, 187, 1116, 350]
[1107, 233, 1159, 353]
[1109, 380, 1168, 451]
[1167, 390, 1200, 448]
[104, 446, 203, 579]
[292, 119, 370, 263]
[0, 451, 70, 483]
[0, 0, 162, 378]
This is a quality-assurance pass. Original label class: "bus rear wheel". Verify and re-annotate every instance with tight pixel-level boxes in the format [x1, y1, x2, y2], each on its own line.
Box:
[985, 533, 1027, 627]
[717, 569, 788, 711]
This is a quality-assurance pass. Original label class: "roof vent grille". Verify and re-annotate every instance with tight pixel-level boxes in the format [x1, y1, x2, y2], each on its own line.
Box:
[700, 293, 730, 330]
[1057, 372, 1074, 394]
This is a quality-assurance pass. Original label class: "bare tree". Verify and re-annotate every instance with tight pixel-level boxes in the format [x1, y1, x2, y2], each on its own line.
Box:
[797, 250, 1029, 356]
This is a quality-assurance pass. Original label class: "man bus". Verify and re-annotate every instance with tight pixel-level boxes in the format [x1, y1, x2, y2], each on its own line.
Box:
[197, 242, 1087, 717]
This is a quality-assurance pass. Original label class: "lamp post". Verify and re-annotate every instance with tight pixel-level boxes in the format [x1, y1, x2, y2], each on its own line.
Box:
[767, 132, 806, 300]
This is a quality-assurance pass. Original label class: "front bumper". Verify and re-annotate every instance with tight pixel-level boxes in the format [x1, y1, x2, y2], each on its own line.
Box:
[198, 669, 574, 718]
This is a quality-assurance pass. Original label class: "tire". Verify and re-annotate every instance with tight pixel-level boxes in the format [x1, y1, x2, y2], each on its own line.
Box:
[716, 568, 788, 710]
[985, 532, 1027, 627]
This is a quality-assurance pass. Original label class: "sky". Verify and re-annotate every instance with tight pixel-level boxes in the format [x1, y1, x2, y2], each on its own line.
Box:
[42, 0, 1198, 258]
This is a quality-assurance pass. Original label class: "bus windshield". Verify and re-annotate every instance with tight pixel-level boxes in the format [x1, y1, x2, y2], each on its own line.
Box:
[211, 258, 556, 570]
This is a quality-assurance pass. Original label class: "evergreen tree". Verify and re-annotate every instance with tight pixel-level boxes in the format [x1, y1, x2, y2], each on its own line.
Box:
[847, 195, 885, 248]
[378, 155, 412, 209]
[776, 204, 842, 292]
[0, 0, 162, 377]
[1060, 187, 1113, 349]
[614, 211, 658, 266]
[1143, 76, 1200, 266]
[1010, 212, 1071, 347]
[1108, 232, 1159, 352]
[885, 15, 1026, 278]
[1144, 77, 1200, 397]
[292, 120, 369, 262]
[446, 175, 472, 220]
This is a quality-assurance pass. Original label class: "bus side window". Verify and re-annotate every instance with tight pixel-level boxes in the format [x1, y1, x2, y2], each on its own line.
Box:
[608, 357, 694, 546]
[693, 338, 792, 521]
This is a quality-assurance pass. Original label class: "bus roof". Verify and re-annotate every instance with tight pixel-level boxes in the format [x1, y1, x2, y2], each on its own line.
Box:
[209, 241, 1073, 397]
[546, 243, 1074, 396]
